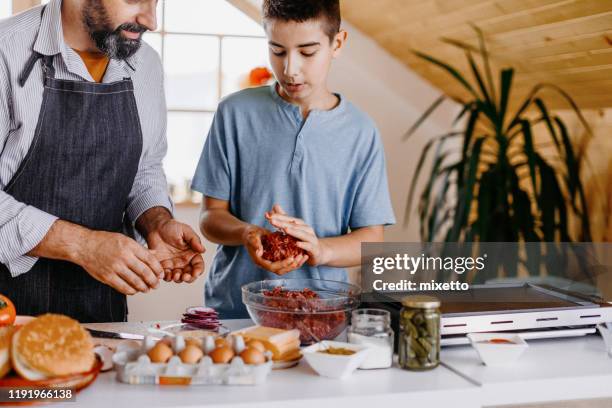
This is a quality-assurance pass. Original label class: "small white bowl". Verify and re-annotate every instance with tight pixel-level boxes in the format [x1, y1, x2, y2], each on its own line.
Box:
[302, 341, 370, 379]
[467, 333, 528, 367]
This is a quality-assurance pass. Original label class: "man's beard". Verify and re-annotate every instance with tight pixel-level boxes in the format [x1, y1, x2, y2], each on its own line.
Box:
[82, 0, 147, 60]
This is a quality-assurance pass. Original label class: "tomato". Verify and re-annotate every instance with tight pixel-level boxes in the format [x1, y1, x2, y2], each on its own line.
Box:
[248, 67, 272, 87]
[0, 294, 16, 326]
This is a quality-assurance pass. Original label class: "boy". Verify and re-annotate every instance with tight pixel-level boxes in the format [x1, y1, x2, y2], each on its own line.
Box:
[192, 0, 395, 318]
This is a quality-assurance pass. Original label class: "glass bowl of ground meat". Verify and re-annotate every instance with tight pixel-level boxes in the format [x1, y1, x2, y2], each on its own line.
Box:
[241, 279, 361, 345]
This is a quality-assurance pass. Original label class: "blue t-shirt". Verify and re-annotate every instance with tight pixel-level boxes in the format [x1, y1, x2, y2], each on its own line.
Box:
[191, 84, 396, 318]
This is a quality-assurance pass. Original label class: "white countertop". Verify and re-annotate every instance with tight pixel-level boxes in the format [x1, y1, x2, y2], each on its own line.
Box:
[54, 320, 612, 408]
[58, 358, 478, 408]
[441, 334, 612, 406]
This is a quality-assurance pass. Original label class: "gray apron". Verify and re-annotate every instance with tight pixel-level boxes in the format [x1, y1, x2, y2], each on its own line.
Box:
[0, 39, 144, 322]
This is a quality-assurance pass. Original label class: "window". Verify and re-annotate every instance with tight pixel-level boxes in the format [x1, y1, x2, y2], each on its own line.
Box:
[0, 2, 11, 19]
[144, 0, 270, 204]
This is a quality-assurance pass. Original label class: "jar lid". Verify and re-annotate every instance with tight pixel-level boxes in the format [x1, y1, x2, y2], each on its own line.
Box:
[401, 295, 440, 309]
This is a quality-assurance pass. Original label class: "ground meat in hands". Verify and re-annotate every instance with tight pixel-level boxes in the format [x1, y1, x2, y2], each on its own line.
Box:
[261, 232, 306, 262]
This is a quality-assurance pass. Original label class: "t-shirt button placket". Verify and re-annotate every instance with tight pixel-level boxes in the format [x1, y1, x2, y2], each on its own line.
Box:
[290, 141, 304, 173]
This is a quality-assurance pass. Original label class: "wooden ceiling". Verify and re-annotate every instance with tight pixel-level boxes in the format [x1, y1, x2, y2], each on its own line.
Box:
[341, 0, 612, 111]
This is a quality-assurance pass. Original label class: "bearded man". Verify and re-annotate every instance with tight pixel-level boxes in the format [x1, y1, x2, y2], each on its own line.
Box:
[0, 0, 205, 322]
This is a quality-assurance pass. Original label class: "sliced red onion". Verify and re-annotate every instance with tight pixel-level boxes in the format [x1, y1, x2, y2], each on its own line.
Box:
[181, 306, 220, 331]
[186, 306, 218, 315]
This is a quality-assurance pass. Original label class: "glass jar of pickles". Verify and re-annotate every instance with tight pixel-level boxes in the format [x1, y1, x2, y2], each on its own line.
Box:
[398, 295, 441, 370]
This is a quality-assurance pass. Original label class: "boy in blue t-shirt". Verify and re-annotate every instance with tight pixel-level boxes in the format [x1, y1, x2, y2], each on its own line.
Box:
[191, 0, 395, 318]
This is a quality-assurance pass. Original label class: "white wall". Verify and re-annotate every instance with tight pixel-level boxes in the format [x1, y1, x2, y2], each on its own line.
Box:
[127, 22, 460, 322]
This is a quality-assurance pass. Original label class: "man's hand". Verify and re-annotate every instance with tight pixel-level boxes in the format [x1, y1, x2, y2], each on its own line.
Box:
[137, 207, 205, 283]
[148, 221, 205, 283]
[75, 230, 164, 295]
[265, 204, 329, 267]
[29, 220, 163, 296]
[242, 224, 308, 275]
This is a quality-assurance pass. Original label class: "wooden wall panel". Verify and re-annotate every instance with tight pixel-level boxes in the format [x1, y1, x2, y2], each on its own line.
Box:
[341, 0, 612, 110]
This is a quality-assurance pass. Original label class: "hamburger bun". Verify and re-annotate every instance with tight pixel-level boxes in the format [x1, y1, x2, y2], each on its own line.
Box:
[0, 326, 14, 378]
[12, 314, 95, 380]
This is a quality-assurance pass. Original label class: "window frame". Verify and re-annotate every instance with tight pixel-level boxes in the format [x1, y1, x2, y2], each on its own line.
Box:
[155, 0, 266, 116]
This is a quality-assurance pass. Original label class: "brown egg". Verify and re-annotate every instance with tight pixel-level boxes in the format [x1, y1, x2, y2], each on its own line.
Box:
[185, 338, 202, 348]
[240, 347, 266, 365]
[147, 341, 173, 363]
[214, 337, 228, 348]
[209, 346, 234, 364]
[159, 336, 173, 346]
[246, 340, 266, 353]
[178, 344, 204, 364]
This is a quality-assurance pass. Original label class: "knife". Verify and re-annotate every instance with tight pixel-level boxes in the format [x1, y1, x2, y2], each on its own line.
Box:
[86, 328, 144, 340]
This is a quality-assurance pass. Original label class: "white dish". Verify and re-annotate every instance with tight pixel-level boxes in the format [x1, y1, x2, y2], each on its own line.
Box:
[467, 332, 528, 366]
[302, 341, 370, 379]
[148, 322, 229, 339]
[272, 358, 301, 370]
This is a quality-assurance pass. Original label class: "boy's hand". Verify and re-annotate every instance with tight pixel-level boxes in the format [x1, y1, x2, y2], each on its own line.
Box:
[242, 224, 308, 275]
[265, 205, 329, 267]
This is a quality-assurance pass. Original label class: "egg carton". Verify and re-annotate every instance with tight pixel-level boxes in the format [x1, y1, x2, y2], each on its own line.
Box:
[112, 335, 273, 385]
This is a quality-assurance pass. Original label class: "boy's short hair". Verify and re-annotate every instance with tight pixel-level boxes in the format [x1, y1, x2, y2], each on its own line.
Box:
[262, 0, 341, 42]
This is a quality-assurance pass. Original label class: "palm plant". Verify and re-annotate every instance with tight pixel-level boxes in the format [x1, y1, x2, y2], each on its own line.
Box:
[405, 26, 592, 244]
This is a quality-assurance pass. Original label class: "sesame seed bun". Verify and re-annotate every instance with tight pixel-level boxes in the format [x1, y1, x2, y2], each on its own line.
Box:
[11, 314, 95, 380]
[0, 326, 13, 378]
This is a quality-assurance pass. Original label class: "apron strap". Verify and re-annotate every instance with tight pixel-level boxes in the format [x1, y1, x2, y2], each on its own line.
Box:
[18, 52, 43, 87]
[18, 5, 50, 88]
[41, 55, 55, 79]
[18, 54, 55, 87]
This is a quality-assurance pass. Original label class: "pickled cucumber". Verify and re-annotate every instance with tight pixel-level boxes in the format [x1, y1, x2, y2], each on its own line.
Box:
[398, 307, 440, 370]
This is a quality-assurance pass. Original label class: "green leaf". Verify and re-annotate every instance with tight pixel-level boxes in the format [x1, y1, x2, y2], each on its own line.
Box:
[498, 68, 514, 127]
[440, 37, 478, 53]
[426, 167, 453, 241]
[520, 119, 538, 197]
[466, 51, 494, 111]
[404, 132, 461, 226]
[533, 98, 561, 150]
[510, 171, 538, 241]
[555, 117, 591, 239]
[452, 102, 473, 126]
[539, 83, 593, 140]
[507, 84, 543, 132]
[414, 50, 478, 98]
[476, 169, 494, 241]
[404, 95, 446, 139]
[555, 185, 571, 241]
[419, 149, 451, 240]
[449, 136, 486, 241]
[457, 108, 479, 186]
[555, 117, 578, 198]
[470, 24, 497, 110]
[536, 154, 566, 241]
[475, 100, 499, 129]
